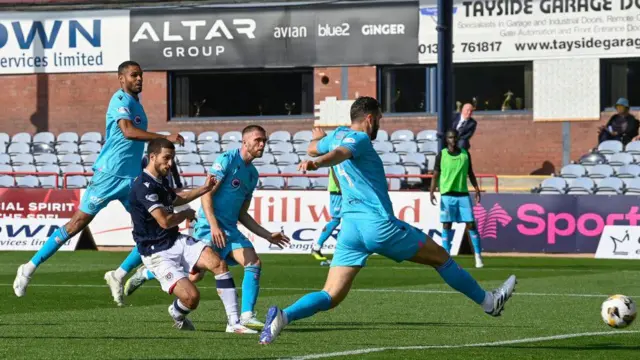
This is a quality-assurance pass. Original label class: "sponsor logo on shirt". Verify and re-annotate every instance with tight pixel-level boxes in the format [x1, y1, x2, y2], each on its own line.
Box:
[146, 194, 159, 202]
[117, 107, 130, 115]
[231, 178, 241, 188]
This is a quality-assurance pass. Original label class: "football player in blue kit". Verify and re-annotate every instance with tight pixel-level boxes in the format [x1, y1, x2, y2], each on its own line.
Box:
[259, 97, 517, 344]
[13, 61, 184, 304]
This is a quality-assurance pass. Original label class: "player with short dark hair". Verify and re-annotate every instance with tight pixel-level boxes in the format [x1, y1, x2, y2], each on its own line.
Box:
[13, 61, 185, 305]
[130, 138, 254, 333]
[258, 96, 516, 344]
[430, 128, 484, 268]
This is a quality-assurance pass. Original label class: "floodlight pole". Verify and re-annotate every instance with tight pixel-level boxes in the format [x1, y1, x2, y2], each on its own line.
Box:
[436, 0, 454, 150]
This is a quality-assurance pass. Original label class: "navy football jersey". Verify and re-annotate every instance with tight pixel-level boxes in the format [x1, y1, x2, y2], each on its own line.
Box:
[129, 170, 180, 256]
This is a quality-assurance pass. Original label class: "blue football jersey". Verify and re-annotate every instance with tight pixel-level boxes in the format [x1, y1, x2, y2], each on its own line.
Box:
[316, 126, 394, 219]
[196, 149, 259, 231]
[129, 170, 180, 256]
[93, 89, 148, 178]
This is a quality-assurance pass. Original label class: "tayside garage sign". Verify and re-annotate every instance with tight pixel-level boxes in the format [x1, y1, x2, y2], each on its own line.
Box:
[419, 0, 640, 63]
[129, 2, 418, 69]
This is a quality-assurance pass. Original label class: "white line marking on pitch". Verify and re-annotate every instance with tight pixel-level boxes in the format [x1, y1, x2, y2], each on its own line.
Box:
[279, 330, 640, 360]
[2, 283, 634, 298]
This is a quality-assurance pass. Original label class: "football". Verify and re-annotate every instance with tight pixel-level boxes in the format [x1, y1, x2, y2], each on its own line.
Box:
[601, 295, 637, 328]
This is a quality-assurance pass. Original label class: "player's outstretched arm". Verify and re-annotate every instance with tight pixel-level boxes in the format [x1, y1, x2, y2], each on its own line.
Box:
[299, 147, 352, 172]
[238, 200, 290, 248]
[429, 152, 441, 206]
[118, 119, 185, 145]
[173, 174, 217, 206]
[467, 152, 481, 203]
[306, 127, 327, 157]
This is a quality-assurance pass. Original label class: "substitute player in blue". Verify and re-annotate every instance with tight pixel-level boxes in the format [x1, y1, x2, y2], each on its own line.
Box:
[130, 138, 255, 333]
[259, 97, 517, 344]
[13, 61, 184, 304]
[310, 165, 341, 263]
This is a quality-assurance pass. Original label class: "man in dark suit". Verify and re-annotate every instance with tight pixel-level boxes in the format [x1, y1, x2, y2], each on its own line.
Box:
[451, 103, 477, 150]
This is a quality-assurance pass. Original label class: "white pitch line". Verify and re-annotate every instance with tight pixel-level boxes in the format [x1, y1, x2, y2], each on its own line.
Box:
[1, 283, 635, 298]
[279, 330, 640, 360]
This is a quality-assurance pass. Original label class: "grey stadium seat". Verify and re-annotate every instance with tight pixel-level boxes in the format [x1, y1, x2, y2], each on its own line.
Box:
[80, 132, 103, 144]
[405, 166, 423, 186]
[373, 129, 389, 142]
[566, 177, 595, 195]
[293, 131, 312, 143]
[66, 176, 87, 189]
[83, 165, 93, 173]
[310, 177, 329, 190]
[33, 132, 55, 145]
[278, 165, 299, 175]
[197, 131, 220, 144]
[222, 142, 241, 152]
[11, 132, 31, 144]
[624, 178, 640, 194]
[179, 131, 197, 143]
[390, 129, 415, 144]
[175, 142, 197, 155]
[418, 141, 439, 155]
[0, 175, 14, 187]
[402, 153, 426, 169]
[560, 164, 587, 178]
[253, 153, 275, 166]
[56, 142, 79, 155]
[287, 176, 311, 190]
[596, 177, 624, 195]
[39, 174, 59, 188]
[269, 130, 292, 144]
[79, 142, 101, 155]
[82, 153, 98, 166]
[394, 141, 418, 155]
[57, 132, 79, 144]
[180, 164, 206, 175]
[538, 177, 567, 195]
[587, 164, 614, 185]
[35, 153, 58, 166]
[616, 164, 640, 178]
[11, 154, 34, 166]
[201, 153, 221, 167]
[416, 130, 438, 143]
[13, 164, 36, 173]
[8, 142, 30, 155]
[274, 153, 299, 166]
[197, 142, 221, 155]
[62, 164, 85, 174]
[0, 164, 13, 172]
[16, 175, 40, 188]
[177, 153, 201, 166]
[191, 175, 207, 187]
[221, 131, 242, 143]
[294, 141, 310, 155]
[32, 143, 55, 154]
[608, 152, 634, 172]
[269, 142, 294, 155]
[38, 164, 61, 174]
[59, 154, 83, 166]
[578, 152, 607, 167]
[624, 141, 640, 163]
[0, 133, 9, 144]
[380, 153, 401, 166]
[0, 141, 6, 154]
[0, 153, 10, 164]
[257, 164, 279, 174]
[597, 140, 623, 155]
[260, 177, 285, 190]
[373, 141, 394, 154]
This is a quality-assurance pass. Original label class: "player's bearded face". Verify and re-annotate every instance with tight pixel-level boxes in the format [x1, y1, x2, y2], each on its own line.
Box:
[368, 113, 381, 140]
[152, 148, 175, 177]
[120, 66, 143, 94]
[245, 131, 266, 158]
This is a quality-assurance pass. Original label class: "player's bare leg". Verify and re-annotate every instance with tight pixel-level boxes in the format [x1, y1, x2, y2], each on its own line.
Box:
[466, 222, 484, 268]
[260, 266, 361, 344]
[195, 247, 256, 334]
[14, 210, 94, 298]
[168, 278, 199, 331]
[408, 235, 515, 316]
[231, 247, 264, 329]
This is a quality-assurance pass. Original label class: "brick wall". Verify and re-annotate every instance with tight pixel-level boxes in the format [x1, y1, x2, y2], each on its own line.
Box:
[0, 67, 616, 175]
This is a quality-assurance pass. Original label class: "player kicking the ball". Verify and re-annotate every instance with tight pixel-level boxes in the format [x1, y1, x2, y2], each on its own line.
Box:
[129, 138, 255, 333]
[259, 97, 517, 344]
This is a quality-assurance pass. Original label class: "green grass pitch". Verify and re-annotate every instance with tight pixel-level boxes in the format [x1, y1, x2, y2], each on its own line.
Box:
[1, 251, 639, 359]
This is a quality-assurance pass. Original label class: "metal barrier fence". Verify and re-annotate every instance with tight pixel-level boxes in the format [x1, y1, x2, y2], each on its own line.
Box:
[0, 172, 500, 193]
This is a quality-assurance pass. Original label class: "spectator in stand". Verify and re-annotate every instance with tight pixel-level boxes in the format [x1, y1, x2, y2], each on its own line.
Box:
[451, 103, 477, 150]
[599, 98, 638, 145]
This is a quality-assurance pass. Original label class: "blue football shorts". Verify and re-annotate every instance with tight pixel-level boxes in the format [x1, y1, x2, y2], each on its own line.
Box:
[440, 194, 475, 223]
[79, 170, 134, 216]
[193, 223, 253, 266]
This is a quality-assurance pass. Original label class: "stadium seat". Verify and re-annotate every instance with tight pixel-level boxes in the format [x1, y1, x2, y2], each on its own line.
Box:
[287, 176, 311, 190]
[197, 142, 221, 154]
[293, 131, 312, 143]
[39, 174, 58, 188]
[32, 143, 55, 154]
[390, 129, 415, 144]
[197, 131, 220, 144]
[269, 142, 294, 155]
[175, 142, 197, 155]
[538, 177, 567, 195]
[257, 164, 279, 174]
[405, 166, 423, 186]
[384, 165, 406, 176]
[57, 132, 79, 144]
[82, 153, 98, 166]
[0, 133, 9, 144]
[11, 154, 34, 166]
[401, 153, 426, 168]
[394, 141, 418, 155]
[253, 153, 275, 166]
[560, 164, 587, 178]
[373, 129, 389, 142]
[177, 153, 201, 166]
[0, 154, 10, 164]
[566, 177, 595, 195]
[0, 164, 13, 172]
[38, 164, 61, 174]
[380, 153, 401, 166]
[596, 177, 624, 195]
[418, 141, 439, 155]
[616, 164, 640, 178]
[598, 140, 623, 155]
[13, 164, 36, 173]
[8, 142, 30, 155]
[180, 164, 206, 175]
[11, 132, 31, 144]
[62, 164, 85, 174]
[80, 132, 103, 144]
[274, 153, 299, 166]
[191, 175, 207, 187]
[56, 142, 79, 155]
[624, 178, 640, 194]
[222, 142, 241, 151]
[59, 154, 82, 166]
[201, 153, 221, 166]
[34, 153, 58, 166]
[179, 131, 196, 143]
[315, 166, 329, 175]
[0, 141, 6, 153]
[608, 152, 634, 172]
[310, 177, 328, 189]
[260, 177, 285, 190]
[33, 132, 55, 146]
[221, 131, 242, 143]
[66, 176, 87, 189]
[16, 175, 39, 188]
[416, 130, 438, 143]
[373, 141, 394, 154]
[83, 165, 94, 173]
[293, 141, 310, 155]
[578, 152, 607, 167]
[79, 142, 101, 155]
[278, 165, 299, 175]
[587, 164, 614, 185]
[0, 175, 14, 187]
[268, 131, 292, 144]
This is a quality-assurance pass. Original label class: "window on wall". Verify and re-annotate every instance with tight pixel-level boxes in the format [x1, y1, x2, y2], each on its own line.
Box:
[170, 69, 314, 118]
[601, 58, 640, 109]
[378, 62, 533, 113]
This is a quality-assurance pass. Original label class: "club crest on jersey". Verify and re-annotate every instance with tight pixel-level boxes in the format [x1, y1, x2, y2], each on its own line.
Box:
[166, 272, 173, 280]
[231, 178, 241, 188]
[134, 115, 142, 125]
